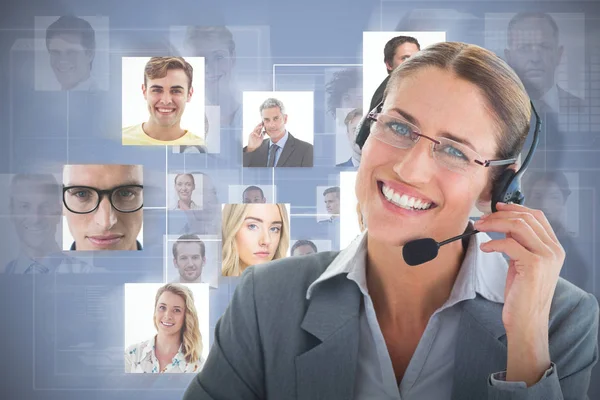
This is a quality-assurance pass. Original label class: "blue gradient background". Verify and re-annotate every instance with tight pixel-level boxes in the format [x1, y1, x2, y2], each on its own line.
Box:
[1, 0, 599, 399]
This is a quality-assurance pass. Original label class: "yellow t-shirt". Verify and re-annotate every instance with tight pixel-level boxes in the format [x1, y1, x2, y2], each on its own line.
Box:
[122, 124, 205, 146]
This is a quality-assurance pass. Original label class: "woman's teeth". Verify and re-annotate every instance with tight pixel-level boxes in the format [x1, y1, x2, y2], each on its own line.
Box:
[382, 184, 433, 211]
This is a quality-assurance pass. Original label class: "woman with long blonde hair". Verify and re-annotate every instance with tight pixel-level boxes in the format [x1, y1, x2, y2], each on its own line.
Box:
[125, 283, 204, 373]
[222, 203, 290, 277]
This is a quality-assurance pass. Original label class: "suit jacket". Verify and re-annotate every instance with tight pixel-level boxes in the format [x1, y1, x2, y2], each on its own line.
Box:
[184, 251, 598, 400]
[557, 86, 586, 114]
[369, 75, 390, 111]
[243, 132, 313, 167]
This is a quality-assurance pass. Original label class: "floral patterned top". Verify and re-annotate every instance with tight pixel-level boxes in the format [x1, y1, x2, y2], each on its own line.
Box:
[124, 336, 205, 373]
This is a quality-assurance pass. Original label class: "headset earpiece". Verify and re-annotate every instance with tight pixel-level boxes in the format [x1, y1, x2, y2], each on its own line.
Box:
[491, 169, 525, 212]
[355, 101, 383, 150]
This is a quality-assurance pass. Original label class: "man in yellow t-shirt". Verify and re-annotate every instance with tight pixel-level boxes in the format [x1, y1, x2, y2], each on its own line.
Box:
[122, 56, 205, 147]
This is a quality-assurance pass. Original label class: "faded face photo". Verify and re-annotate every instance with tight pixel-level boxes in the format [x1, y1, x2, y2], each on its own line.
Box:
[529, 180, 566, 225]
[185, 34, 235, 102]
[63, 165, 143, 251]
[340, 86, 363, 110]
[9, 174, 62, 253]
[324, 192, 340, 215]
[505, 16, 563, 97]
[173, 241, 205, 283]
[182, 173, 220, 234]
[47, 33, 94, 90]
[143, 69, 193, 129]
[176, 174, 195, 203]
[346, 114, 361, 150]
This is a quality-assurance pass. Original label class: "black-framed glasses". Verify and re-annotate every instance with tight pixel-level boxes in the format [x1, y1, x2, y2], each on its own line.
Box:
[62, 185, 144, 214]
[366, 102, 518, 175]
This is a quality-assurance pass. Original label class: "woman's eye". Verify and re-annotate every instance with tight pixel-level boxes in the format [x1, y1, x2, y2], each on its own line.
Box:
[248, 223, 258, 230]
[270, 226, 281, 233]
[387, 121, 412, 137]
[441, 145, 468, 160]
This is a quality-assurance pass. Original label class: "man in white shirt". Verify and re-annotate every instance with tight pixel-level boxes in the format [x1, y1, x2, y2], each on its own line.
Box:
[319, 186, 340, 224]
[45, 15, 97, 91]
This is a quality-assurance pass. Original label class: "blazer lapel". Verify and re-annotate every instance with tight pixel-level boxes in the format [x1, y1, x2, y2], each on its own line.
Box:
[296, 275, 362, 400]
[276, 132, 295, 167]
[451, 296, 508, 400]
[257, 139, 270, 166]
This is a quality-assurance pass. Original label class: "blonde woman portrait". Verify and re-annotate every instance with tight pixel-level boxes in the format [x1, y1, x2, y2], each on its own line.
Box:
[221, 203, 290, 277]
[125, 283, 204, 373]
[185, 42, 598, 399]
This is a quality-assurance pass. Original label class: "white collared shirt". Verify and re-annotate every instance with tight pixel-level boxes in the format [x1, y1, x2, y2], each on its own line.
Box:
[539, 84, 560, 114]
[171, 200, 201, 211]
[307, 225, 552, 399]
[124, 336, 204, 373]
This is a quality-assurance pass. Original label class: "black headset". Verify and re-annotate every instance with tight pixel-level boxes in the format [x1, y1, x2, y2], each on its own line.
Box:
[354, 100, 541, 213]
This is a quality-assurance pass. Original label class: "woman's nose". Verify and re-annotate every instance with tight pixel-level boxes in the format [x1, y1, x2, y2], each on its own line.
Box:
[392, 139, 436, 184]
[259, 229, 272, 246]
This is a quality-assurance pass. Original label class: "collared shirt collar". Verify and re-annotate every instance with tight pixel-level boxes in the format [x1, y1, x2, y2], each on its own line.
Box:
[5, 252, 65, 274]
[306, 222, 506, 306]
[269, 130, 289, 149]
[540, 84, 560, 114]
[140, 335, 186, 372]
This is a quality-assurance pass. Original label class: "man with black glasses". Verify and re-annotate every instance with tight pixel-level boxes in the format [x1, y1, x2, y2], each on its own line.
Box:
[62, 164, 144, 251]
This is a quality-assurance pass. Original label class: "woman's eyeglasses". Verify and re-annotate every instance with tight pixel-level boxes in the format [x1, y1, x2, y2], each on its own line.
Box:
[62, 185, 144, 214]
[367, 112, 517, 175]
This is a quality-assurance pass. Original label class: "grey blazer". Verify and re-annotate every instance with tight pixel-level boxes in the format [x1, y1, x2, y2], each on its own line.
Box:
[184, 251, 599, 400]
[243, 132, 313, 167]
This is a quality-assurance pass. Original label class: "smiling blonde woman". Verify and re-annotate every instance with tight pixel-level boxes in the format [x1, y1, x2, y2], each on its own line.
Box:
[125, 283, 204, 373]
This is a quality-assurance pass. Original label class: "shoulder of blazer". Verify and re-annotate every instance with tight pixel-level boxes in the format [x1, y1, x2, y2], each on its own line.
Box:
[249, 251, 342, 302]
[287, 132, 313, 150]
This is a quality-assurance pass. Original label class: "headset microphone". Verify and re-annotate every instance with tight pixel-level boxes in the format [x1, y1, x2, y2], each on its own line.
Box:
[402, 230, 480, 266]
[400, 101, 541, 266]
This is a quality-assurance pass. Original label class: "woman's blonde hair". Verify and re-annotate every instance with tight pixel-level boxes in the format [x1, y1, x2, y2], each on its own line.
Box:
[153, 283, 202, 364]
[221, 203, 290, 276]
[383, 42, 532, 186]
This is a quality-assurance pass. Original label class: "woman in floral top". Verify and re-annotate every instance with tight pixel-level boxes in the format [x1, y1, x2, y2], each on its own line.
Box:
[125, 283, 205, 373]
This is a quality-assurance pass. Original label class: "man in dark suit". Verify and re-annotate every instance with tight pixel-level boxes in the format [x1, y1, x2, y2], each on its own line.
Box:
[369, 36, 421, 112]
[337, 108, 362, 167]
[504, 12, 585, 114]
[243, 97, 313, 167]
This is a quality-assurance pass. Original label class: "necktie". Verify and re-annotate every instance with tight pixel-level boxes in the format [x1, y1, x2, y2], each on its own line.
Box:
[267, 143, 279, 167]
